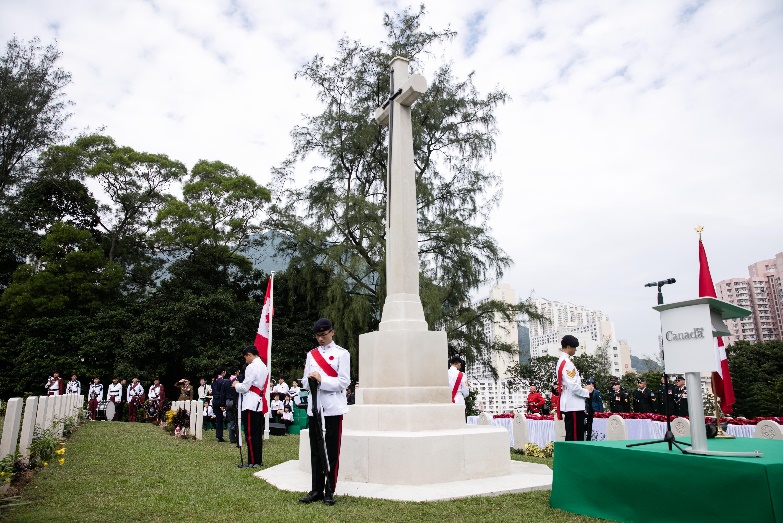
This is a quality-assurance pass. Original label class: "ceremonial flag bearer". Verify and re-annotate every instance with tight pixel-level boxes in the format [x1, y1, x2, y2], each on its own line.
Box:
[232, 346, 268, 467]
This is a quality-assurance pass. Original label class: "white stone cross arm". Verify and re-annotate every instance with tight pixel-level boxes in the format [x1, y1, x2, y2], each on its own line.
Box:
[374, 73, 427, 125]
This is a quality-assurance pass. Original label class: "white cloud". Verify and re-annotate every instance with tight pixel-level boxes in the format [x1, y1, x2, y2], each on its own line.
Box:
[2, 0, 782, 358]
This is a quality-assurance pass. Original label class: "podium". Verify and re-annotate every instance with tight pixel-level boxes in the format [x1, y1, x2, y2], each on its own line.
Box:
[654, 297, 761, 457]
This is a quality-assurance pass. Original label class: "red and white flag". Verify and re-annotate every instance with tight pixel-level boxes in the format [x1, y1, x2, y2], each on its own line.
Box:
[253, 276, 274, 415]
[698, 238, 735, 413]
[254, 277, 274, 364]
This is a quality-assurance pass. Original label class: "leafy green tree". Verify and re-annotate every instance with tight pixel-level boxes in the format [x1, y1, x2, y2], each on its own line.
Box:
[726, 340, 783, 417]
[153, 159, 270, 257]
[271, 7, 517, 366]
[0, 222, 123, 395]
[507, 355, 559, 395]
[0, 37, 72, 198]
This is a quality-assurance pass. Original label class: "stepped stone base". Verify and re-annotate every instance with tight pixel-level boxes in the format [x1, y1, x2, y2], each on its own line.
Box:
[256, 459, 552, 502]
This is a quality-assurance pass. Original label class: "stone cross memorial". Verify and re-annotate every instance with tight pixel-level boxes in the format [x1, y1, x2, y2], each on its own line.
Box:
[314, 57, 550, 496]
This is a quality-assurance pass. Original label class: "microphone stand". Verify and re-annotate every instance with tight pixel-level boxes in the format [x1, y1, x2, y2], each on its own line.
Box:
[627, 279, 690, 453]
[308, 377, 333, 500]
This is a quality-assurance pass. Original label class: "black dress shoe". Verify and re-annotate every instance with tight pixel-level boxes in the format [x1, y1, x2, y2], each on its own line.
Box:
[217, 438, 226, 442]
[323, 492, 335, 506]
[299, 491, 324, 504]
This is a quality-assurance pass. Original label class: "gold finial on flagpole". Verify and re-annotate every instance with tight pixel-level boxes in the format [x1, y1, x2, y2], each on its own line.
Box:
[695, 225, 703, 240]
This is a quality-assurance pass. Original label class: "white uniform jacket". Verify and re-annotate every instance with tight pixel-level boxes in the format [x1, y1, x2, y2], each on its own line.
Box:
[234, 357, 268, 413]
[88, 383, 103, 401]
[47, 377, 62, 395]
[448, 366, 469, 404]
[148, 384, 162, 401]
[65, 380, 81, 395]
[301, 342, 350, 417]
[273, 382, 290, 394]
[107, 383, 123, 402]
[127, 382, 144, 402]
[557, 352, 589, 412]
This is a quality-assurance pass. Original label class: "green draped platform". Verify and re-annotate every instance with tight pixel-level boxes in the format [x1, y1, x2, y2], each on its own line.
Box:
[550, 438, 783, 523]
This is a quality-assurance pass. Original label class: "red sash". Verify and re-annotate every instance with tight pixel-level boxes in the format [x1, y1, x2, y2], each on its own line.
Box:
[248, 384, 269, 414]
[556, 359, 567, 420]
[451, 371, 464, 403]
[310, 348, 338, 378]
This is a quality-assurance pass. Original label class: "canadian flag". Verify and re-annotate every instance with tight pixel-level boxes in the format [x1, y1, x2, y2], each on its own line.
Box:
[254, 277, 274, 364]
[698, 239, 735, 413]
[253, 276, 274, 415]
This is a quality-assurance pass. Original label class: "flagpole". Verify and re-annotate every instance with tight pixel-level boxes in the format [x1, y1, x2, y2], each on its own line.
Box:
[263, 271, 274, 441]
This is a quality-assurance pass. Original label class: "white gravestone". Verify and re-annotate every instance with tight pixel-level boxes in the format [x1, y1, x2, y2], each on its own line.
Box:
[18, 396, 39, 462]
[671, 417, 691, 437]
[0, 398, 23, 459]
[43, 394, 56, 429]
[512, 411, 528, 450]
[55, 395, 65, 435]
[554, 417, 567, 442]
[753, 420, 783, 440]
[606, 415, 628, 441]
[189, 400, 198, 435]
[35, 396, 49, 430]
[477, 412, 491, 425]
[195, 402, 203, 441]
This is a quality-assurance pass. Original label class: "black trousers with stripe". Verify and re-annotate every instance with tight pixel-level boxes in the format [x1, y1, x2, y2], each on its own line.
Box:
[308, 414, 343, 494]
[243, 409, 264, 465]
[564, 410, 586, 441]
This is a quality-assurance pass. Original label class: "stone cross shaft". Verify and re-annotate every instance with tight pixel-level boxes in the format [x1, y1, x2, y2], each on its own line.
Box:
[374, 56, 428, 332]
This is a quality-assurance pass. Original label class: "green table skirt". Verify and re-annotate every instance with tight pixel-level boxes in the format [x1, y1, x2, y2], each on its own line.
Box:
[550, 438, 783, 523]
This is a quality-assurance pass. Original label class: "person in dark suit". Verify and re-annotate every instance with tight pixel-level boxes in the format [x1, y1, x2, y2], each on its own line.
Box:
[212, 368, 227, 442]
[632, 378, 655, 413]
[226, 368, 240, 444]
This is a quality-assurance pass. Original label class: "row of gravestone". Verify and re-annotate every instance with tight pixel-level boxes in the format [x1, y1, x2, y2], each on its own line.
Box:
[474, 411, 783, 450]
[169, 400, 204, 441]
[0, 394, 84, 462]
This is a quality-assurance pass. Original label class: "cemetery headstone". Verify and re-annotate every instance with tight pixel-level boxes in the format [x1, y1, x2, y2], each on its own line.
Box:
[35, 396, 48, 430]
[753, 420, 783, 440]
[19, 396, 39, 462]
[606, 415, 628, 440]
[671, 417, 690, 437]
[0, 398, 23, 459]
[512, 410, 528, 450]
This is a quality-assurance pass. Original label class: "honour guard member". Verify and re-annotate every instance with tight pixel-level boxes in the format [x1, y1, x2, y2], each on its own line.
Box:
[107, 377, 123, 420]
[232, 346, 269, 468]
[148, 378, 165, 424]
[673, 375, 689, 416]
[127, 377, 145, 422]
[65, 374, 81, 395]
[609, 379, 630, 413]
[299, 318, 351, 506]
[556, 335, 590, 441]
[657, 374, 676, 417]
[632, 377, 655, 413]
[87, 377, 103, 420]
[46, 370, 64, 396]
[448, 355, 469, 405]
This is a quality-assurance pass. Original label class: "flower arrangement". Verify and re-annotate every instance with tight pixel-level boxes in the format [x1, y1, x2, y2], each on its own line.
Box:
[523, 442, 555, 458]
[493, 412, 515, 419]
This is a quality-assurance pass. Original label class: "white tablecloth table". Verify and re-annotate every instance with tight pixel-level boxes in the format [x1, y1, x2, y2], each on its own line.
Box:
[469, 416, 774, 447]
[466, 416, 514, 446]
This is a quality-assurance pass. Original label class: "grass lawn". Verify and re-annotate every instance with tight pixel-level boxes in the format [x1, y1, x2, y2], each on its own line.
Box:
[2, 422, 612, 523]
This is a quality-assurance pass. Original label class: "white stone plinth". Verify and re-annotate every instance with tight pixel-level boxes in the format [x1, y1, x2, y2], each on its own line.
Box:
[299, 425, 511, 485]
[257, 459, 552, 502]
[356, 330, 450, 405]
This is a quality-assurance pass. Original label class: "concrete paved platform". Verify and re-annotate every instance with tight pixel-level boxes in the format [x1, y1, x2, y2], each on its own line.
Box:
[254, 459, 552, 502]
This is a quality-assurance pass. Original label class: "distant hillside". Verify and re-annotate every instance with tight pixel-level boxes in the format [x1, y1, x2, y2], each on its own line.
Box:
[240, 232, 291, 274]
[631, 354, 662, 373]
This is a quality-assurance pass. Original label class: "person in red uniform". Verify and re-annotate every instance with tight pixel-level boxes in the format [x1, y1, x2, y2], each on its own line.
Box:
[526, 383, 546, 414]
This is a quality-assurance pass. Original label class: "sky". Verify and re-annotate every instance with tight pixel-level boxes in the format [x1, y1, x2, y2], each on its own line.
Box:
[3, 0, 782, 358]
